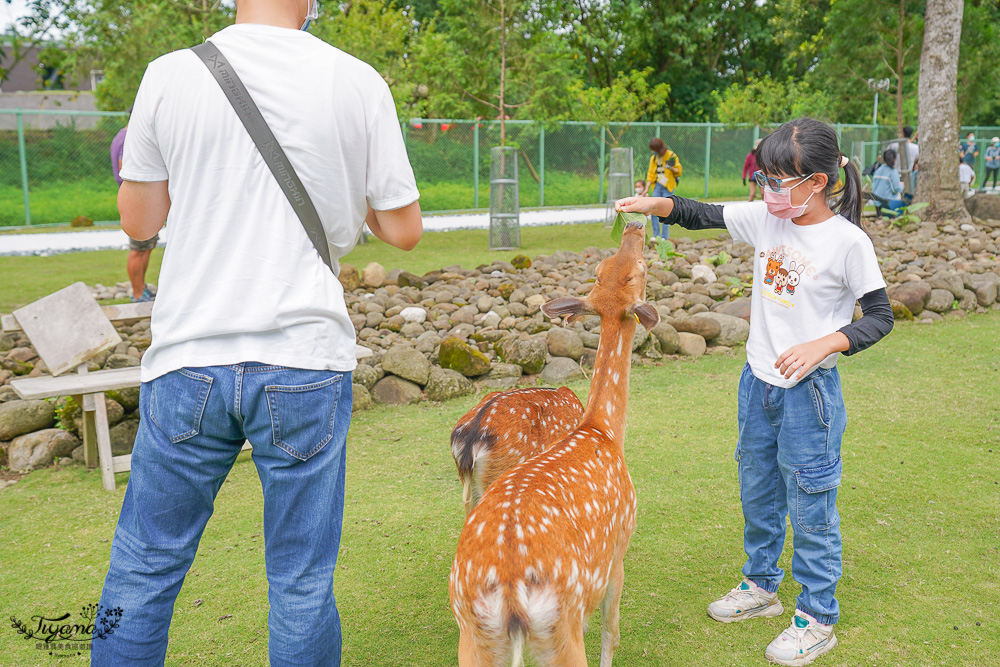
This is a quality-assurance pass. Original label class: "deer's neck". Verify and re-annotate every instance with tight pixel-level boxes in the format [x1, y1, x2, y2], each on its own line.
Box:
[579, 316, 635, 449]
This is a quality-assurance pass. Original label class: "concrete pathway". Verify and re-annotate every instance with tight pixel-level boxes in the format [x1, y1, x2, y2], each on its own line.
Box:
[0, 202, 741, 256]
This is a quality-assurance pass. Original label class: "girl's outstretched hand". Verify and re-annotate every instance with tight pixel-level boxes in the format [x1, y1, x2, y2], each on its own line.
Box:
[615, 196, 674, 218]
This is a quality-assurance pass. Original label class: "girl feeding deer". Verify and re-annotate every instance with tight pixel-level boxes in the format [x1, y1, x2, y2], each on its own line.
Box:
[617, 117, 894, 666]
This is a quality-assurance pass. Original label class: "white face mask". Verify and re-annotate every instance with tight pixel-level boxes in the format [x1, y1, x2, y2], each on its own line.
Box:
[301, 0, 319, 30]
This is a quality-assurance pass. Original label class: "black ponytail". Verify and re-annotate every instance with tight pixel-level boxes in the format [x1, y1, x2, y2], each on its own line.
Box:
[834, 158, 863, 229]
[756, 117, 866, 231]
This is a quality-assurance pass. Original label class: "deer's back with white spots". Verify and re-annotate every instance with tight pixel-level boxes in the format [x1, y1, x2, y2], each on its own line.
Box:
[451, 386, 585, 515]
[449, 219, 659, 666]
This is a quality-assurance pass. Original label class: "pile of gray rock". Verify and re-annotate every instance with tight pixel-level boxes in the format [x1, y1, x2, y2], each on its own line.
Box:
[880, 198, 1000, 321]
[340, 242, 755, 410]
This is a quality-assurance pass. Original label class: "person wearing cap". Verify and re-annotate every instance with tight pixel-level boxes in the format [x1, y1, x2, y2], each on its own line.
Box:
[91, 0, 422, 665]
[743, 138, 762, 202]
[984, 137, 1000, 191]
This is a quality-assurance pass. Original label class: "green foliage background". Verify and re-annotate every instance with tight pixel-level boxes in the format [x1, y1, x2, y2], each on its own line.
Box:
[3, 0, 999, 126]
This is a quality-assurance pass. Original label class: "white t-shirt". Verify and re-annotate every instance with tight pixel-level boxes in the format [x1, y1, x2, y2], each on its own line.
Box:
[958, 163, 975, 185]
[723, 202, 886, 388]
[122, 23, 419, 382]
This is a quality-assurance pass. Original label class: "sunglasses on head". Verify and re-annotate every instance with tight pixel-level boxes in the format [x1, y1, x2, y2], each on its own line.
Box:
[753, 170, 815, 193]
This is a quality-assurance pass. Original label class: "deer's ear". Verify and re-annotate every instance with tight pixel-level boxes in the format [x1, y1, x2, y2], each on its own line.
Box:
[631, 302, 660, 330]
[542, 296, 593, 322]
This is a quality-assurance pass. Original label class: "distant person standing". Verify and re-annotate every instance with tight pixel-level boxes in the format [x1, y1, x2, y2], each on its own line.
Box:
[960, 132, 978, 167]
[645, 137, 682, 240]
[901, 126, 919, 166]
[111, 107, 157, 303]
[899, 126, 919, 192]
[984, 137, 1000, 191]
[959, 157, 976, 198]
[743, 139, 762, 202]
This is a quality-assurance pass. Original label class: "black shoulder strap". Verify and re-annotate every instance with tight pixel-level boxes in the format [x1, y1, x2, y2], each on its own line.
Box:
[191, 41, 334, 273]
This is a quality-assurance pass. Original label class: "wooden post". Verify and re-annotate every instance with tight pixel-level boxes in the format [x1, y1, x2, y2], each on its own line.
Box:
[92, 391, 116, 491]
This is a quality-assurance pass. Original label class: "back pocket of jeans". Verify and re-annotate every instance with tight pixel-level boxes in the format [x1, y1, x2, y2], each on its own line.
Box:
[265, 375, 343, 461]
[149, 369, 214, 443]
[793, 458, 842, 533]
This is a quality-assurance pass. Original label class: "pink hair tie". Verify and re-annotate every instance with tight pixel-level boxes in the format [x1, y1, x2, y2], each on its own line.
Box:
[839, 155, 849, 168]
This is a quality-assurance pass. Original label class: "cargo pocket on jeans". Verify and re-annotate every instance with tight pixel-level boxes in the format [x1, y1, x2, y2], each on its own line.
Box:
[149, 369, 213, 443]
[794, 458, 842, 533]
[265, 374, 343, 461]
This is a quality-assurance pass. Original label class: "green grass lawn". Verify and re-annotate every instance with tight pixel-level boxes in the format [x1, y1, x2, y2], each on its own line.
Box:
[0, 181, 121, 227]
[2, 312, 998, 665]
[0, 223, 724, 313]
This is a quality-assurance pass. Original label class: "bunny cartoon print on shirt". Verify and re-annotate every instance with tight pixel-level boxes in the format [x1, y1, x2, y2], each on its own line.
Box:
[786, 261, 804, 295]
[760, 245, 817, 309]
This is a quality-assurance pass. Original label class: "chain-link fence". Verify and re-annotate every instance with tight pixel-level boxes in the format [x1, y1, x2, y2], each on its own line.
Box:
[0, 110, 128, 227]
[2, 109, 998, 227]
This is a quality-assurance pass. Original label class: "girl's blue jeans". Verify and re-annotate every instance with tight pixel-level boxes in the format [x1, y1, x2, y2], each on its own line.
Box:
[92, 363, 352, 666]
[650, 182, 673, 239]
[735, 363, 846, 625]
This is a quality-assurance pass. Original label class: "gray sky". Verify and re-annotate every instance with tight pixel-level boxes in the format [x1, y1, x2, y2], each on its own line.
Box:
[1, 0, 30, 32]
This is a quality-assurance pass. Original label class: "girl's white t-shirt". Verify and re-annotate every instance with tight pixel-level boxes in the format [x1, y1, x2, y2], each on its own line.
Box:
[723, 202, 886, 388]
[121, 24, 419, 382]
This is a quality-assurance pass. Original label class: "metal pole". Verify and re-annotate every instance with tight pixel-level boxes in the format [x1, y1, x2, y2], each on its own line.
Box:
[16, 110, 31, 226]
[872, 91, 878, 126]
[656, 123, 661, 139]
[473, 122, 480, 209]
[703, 124, 711, 199]
[753, 125, 760, 145]
[598, 126, 606, 203]
[539, 124, 545, 207]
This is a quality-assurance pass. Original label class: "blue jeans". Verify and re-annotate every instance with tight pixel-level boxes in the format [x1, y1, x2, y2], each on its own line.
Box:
[735, 363, 846, 625]
[650, 182, 674, 239]
[92, 363, 352, 666]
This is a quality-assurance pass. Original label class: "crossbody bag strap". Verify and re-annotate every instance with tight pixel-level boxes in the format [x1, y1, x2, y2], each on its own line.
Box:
[191, 40, 334, 273]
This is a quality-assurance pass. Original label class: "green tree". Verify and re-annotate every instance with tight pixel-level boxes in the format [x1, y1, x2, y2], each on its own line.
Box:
[712, 75, 832, 127]
[7, 0, 233, 110]
[782, 0, 924, 129]
[427, 0, 576, 138]
[957, 0, 1000, 125]
[310, 0, 424, 117]
[618, 0, 790, 121]
[567, 68, 670, 146]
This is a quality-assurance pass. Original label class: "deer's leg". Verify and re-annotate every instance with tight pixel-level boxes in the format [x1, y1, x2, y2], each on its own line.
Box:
[599, 559, 626, 667]
[459, 627, 512, 667]
[535, 617, 587, 667]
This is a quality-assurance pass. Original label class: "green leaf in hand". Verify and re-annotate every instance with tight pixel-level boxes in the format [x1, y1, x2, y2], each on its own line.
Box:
[611, 210, 647, 244]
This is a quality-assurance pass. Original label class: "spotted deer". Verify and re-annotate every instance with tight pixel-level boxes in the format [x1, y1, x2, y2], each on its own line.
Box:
[449, 219, 658, 666]
[452, 387, 585, 515]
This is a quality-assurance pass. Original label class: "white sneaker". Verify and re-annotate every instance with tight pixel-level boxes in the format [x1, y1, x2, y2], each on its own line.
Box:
[765, 611, 838, 666]
[707, 578, 784, 623]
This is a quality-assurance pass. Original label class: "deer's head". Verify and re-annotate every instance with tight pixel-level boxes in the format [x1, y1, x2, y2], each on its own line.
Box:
[541, 221, 659, 329]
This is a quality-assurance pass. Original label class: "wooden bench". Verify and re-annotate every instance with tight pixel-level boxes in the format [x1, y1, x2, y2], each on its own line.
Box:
[3, 283, 152, 491]
[4, 283, 370, 491]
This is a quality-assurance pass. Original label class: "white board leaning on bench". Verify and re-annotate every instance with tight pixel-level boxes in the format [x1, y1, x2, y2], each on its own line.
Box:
[5, 282, 140, 491]
[4, 282, 373, 491]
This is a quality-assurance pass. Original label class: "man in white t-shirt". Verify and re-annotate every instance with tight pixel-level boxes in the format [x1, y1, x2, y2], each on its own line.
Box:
[959, 158, 976, 198]
[93, 1, 421, 665]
